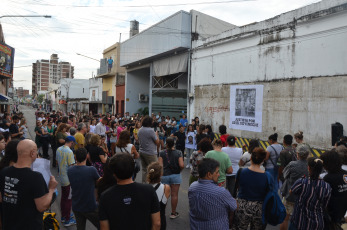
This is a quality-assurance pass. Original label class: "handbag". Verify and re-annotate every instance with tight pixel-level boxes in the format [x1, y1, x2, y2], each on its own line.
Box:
[120, 147, 140, 174]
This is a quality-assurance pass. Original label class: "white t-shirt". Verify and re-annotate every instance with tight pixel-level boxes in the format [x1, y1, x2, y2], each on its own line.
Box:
[240, 151, 265, 170]
[185, 131, 196, 150]
[115, 143, 133, 155]
[222, 147, 243, 176]
[152, 183, 168, 205]
[21, 125, 28, 139]
[89, 125, 96, 133]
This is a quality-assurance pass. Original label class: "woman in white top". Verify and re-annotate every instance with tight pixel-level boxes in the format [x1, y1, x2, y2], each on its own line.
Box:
[222, 135, 243, 195]
[109, 121, 118, 155]
[89, 119, 96, 134]
[19, 118, 28, 139]
[147, 162, 171, 230]
[239, 139, 265, 169]
[115, 130, 139, 158]
[115, 130, 140, 179]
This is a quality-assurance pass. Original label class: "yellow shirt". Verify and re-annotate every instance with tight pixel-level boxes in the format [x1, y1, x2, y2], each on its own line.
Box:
[74, 132, 85, 151]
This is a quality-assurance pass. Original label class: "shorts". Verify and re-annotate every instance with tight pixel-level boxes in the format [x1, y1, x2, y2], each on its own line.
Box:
[282, 197, 294, 215]
[161, 174, 182, 185]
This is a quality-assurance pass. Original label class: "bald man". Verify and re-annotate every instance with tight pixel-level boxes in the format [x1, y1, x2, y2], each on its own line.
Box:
[0, 139, 58, 229]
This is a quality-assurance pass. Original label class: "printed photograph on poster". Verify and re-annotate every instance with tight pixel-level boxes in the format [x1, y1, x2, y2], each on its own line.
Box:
[229, 85, 263, 132]
[0, 42, 15, 78]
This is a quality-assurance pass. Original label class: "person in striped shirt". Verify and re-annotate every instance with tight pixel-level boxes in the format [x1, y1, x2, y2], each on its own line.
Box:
[189, 158, 237, 230]
[289, 157, 331, 230]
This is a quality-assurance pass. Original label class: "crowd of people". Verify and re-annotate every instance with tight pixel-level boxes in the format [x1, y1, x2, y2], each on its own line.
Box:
[0, 107, 346, 230]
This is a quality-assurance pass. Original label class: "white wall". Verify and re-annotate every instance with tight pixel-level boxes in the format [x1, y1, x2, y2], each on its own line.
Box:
[125, 68, 150, 114]
[60, 79, 89, 99]
[190, 0, 347, 149]
[120, 11, 191, 66]
[89, 78, 102, 101]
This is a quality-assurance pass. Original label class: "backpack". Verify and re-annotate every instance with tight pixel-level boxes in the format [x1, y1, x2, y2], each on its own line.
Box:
[43, 211, 60, 230]
[262, 172, 286, 226]
[267, 145, 282, 170]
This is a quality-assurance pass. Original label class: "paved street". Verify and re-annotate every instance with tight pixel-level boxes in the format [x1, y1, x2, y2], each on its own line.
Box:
[21, 104, 279, 230]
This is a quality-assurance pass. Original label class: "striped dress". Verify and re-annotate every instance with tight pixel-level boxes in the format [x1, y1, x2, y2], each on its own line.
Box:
[290, 177, 331, 230]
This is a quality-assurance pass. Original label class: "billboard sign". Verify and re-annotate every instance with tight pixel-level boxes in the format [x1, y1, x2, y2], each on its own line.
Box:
[0, 42, 15, 78]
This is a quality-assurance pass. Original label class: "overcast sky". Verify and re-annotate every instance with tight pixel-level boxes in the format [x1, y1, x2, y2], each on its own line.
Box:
[1, 0, 320, 92]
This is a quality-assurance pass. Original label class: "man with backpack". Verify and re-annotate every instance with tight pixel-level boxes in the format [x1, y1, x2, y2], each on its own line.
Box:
[278, 134, 296, 183]
[264, 133, 283, 192]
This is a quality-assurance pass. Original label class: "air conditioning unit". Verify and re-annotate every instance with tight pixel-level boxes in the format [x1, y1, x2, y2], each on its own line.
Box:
[139, 93, 148, 102]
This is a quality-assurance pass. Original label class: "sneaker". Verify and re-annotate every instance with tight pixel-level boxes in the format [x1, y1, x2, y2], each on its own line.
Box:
[186, 165, 190, 169]
[170, 212, 179, 219]
[64, 218, 76, 227]
[61, 213, 74, 223]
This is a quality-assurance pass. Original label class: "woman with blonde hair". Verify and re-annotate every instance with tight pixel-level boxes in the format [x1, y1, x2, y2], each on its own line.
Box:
[89, 134, 108, 176]
[147, 162, 171, 230]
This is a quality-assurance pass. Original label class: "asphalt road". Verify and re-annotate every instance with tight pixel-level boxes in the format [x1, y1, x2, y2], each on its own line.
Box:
[20, 104, 279, 230]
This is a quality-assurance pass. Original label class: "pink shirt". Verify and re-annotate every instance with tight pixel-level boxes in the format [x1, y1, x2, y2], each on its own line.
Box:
[117, 126, 126, 138]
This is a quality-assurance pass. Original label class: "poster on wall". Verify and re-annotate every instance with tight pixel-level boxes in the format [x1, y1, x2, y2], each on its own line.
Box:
[229, 85, 263, 132]
[0, 42, 15, 78]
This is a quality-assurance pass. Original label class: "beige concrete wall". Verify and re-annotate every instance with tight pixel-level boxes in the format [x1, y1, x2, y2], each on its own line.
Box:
[194, 76, 347, 149]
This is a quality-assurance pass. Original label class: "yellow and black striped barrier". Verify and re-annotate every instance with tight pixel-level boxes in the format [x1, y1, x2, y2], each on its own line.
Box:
[214, 133, 325, 157]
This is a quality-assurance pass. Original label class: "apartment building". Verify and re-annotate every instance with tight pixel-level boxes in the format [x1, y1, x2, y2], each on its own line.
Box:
[32, 54, 74, 96]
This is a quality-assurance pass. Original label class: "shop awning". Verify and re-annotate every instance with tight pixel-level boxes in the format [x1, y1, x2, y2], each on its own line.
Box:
[153, 53, 188, 77]
[0, 94, 12, 105]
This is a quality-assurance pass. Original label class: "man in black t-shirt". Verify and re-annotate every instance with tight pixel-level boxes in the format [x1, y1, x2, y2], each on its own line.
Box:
[0, 139, 58, 229]
[171, 125, 186, 157]
[9, 115, 23, 139]
[99, 153, 160, 230]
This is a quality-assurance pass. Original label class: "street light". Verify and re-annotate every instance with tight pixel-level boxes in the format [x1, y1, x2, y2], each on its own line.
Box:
[76, 53, 100, 62]
[0, 15, 51, 19]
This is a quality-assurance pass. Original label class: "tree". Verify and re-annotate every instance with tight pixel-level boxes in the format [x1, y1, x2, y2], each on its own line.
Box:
[37, 94, 44, 104]
[137, 107, 149, 116]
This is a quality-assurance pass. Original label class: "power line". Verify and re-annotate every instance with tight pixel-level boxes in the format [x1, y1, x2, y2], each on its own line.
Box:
[6, 0, 255, 8]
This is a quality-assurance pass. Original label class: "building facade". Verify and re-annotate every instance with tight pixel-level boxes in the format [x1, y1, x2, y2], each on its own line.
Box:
[120, 10, 235, 118]
[189, 0, 347, 149]
[15, 87, 29, 98]
[57, 78, 89, 114]
[88, 77, 103, 115]
[0, 23, 12, 113]
[32, 54, 74, 97]
[96, 43, 126, 114]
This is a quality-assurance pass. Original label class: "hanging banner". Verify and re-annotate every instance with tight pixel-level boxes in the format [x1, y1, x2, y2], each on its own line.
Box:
[0, 42, 15, 78]
[229, 85, 263, 132]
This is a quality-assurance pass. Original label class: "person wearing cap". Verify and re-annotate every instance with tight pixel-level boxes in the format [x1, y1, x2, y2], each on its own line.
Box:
[56, 136, 77, 226]
[279, 145, 310, 230]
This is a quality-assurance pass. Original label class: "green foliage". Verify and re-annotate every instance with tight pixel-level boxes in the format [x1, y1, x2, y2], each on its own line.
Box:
[137, 106, 149, 116]
[37, 94, 44, 104]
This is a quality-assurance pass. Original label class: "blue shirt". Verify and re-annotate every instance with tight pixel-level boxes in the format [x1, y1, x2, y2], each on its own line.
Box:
[67, 165, 100, 212]
[189, 179, 237, 230]
[108, 58, 113, 65]
[237, 168, 269, 201]
[179, 118, 188, 127]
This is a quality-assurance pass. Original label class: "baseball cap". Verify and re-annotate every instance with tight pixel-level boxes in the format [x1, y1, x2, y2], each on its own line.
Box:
[65, 136, 77, 143]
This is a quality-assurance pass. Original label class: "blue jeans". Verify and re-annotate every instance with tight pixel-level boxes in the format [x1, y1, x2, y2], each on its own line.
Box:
[161, 174, 182, 185]
[265, 167, 278, 191]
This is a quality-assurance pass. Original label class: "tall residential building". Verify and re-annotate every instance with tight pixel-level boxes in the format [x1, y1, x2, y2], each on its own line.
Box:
[32, 54, 74, 96]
